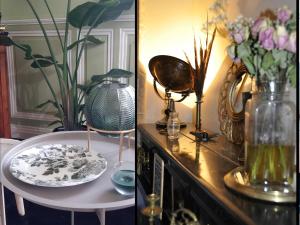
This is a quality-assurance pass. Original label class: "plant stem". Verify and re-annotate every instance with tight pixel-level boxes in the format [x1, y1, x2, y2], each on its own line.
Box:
[43, 0, 63, 50]
[26, 0, 68, 125]
[43, 0, 73, 86]
[72, 7, 107, 127]
[278, 145, 287, 180]
[63, 0, 71, 88]
[63, 0, 72, 129]
[268, 145, 275, 181]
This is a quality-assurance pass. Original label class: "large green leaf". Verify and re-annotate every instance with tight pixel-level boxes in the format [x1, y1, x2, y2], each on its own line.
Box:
[68, 0, 133, 29]
[84, 0, 120, 26]
[97, 0, 133, 24]
[91, 68, 133, 82]
[28, 54, 56, 68]
[261, 52, 274, 70]
[68, 2, 97, 28]
[242, 57, 255, 75]
[67, 1, 117, 28]
[67, 35, 104, 50]
[31, 58, 56, 68]
[237, 42, 251, 59]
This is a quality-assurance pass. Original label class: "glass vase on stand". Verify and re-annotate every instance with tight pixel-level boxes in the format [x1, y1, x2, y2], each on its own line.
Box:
[244, 77, 296, 192]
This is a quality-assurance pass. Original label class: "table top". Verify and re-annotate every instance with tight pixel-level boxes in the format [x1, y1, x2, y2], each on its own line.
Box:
[0, 138, 21, 155]
[138, 124, 297, 225]
[1, 131, 135, 212]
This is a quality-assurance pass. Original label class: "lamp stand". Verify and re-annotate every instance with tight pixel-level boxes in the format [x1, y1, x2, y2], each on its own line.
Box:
[190, 96, 209, 142]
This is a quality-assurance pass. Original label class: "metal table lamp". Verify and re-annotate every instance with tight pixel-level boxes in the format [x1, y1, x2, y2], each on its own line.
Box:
[148, 55, 193, 129]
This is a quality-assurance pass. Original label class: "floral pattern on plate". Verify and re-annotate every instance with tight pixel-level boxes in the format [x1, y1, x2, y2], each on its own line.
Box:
[9, 144, 107, 187]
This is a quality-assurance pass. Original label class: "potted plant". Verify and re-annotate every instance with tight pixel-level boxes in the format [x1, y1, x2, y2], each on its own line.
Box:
[0, 0, 134, 131]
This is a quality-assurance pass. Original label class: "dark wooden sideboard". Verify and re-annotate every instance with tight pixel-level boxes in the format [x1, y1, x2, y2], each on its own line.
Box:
[137, 124, 297, 225]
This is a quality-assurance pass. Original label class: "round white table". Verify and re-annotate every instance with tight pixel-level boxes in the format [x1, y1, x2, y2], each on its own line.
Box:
[1, 131, 135, 225]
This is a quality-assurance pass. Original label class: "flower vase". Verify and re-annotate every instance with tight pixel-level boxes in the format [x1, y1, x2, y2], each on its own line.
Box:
[244, 78, 296, 190]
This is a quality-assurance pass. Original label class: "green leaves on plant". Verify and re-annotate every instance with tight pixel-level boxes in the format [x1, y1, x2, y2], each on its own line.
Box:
[99, 0, 120, 7]
[287, 65, 296, 87]
[237, 42, 251, 59]
[91, 68, 133, 82]
[68, 2, 96, 28]
[253, 55, 261, 70]
[67, 35, 104, 50]
[30, 55, 57, 68]
[22, 47, 56, 69]
[272, 49, 288, 69]
[68, 0, 133, 29]
[36, 99, 60, 109]
[261, 52, 273, 70]
[77, 69, 133, 96]
[242, 57, 255, 75]
[96, 0, 133, 23]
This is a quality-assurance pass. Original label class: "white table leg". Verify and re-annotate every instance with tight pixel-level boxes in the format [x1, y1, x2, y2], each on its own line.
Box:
[71, 211, 75, 225]
[128, 132, 131, 149]
[96, 209, 105, 225]
[14, 194, 25, 216]
[0, 185, 6, 225]
[119, 133, 124, 162]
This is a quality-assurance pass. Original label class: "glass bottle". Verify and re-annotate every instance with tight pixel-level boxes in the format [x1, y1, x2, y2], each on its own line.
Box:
[167, 112, 180, 140]
[244, 79, 296, 190]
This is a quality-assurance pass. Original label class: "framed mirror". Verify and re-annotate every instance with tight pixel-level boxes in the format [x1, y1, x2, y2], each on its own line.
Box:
[218, 63, 251, 144]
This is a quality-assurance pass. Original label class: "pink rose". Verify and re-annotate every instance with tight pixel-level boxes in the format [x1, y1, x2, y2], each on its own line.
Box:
[277, 6, 292, 24]
[273, 25, 289, 49]
[231, 27, 250, 44]
[285, 31, 296, 53]
[259, 27, 275, 50]
[233, 32, 244, 44]
[251, 18, 268, 38]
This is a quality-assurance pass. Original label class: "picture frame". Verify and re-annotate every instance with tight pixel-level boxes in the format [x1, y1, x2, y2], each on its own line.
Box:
[153, 153, 164, 219]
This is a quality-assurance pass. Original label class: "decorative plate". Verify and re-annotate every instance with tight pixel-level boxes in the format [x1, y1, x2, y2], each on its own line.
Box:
[9, 144, 107, 187]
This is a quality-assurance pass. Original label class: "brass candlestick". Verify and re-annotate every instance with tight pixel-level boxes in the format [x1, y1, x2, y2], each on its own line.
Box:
[141, 194, 162, 224]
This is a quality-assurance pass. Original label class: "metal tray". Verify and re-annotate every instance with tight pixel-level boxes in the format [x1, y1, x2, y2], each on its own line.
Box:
[224, 167, 296, 203]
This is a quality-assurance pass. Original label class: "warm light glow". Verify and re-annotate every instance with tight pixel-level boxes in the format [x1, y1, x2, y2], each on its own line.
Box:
[139, 0, 230, 108]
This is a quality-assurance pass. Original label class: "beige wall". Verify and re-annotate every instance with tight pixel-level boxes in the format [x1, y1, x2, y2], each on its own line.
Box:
[138, 0, 296, 133]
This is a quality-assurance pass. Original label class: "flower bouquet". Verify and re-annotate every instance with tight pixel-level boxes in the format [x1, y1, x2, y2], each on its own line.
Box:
[226, 6, 296, 86]
[226, 6, 296, 187]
